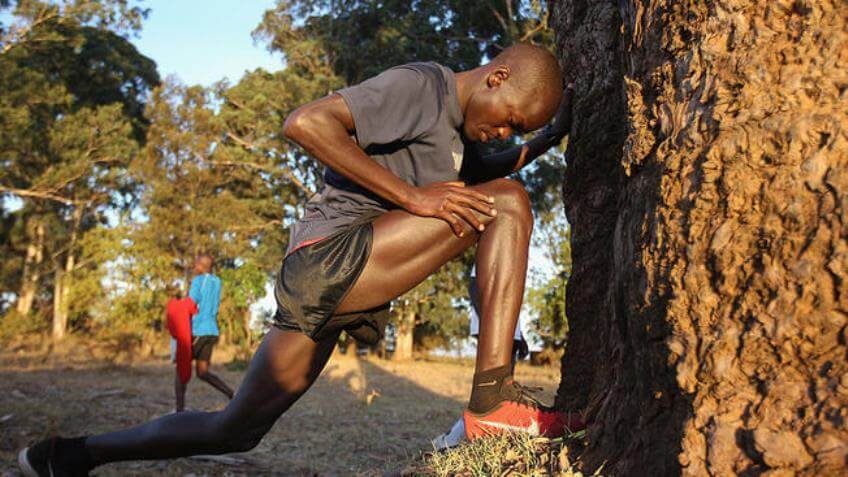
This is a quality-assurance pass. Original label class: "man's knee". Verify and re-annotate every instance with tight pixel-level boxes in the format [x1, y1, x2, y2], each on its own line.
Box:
[196, 361, 209, 379]
[227, 427, 268, 452]
[211, 414, 271, 453]
[479, 178, 533, 231]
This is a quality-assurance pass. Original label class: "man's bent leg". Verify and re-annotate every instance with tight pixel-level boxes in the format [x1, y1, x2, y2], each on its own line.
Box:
[85, 328, 338, 465]
[337, 178, 531, 371]
[196, 359, 235, 399]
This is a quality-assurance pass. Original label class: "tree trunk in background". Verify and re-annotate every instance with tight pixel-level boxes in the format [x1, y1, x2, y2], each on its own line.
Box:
[393, 308, 415, 361]
[16, 219, 45, 315]
[51, 250, 74, 340]
[552, 1, 847, 475]
[52, 206, 82, 340]
[242, 307, 253, 348]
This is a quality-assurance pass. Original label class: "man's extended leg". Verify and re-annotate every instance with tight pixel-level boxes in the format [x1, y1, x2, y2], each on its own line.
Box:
[17, 328, 339, 474]
[195, 359, 234, 400]
[84, 329, 337, 464]
[337, 178, 531, 372]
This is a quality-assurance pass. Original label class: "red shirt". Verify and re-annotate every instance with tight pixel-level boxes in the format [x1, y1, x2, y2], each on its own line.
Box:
[166, 297, 197, 384]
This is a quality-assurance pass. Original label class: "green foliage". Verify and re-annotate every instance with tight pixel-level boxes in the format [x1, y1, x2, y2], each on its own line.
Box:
[0, 308, 48, 341]
[255, 0, 554, 85]
[1, 0, 149, 55]
[0, 1, 158, 337]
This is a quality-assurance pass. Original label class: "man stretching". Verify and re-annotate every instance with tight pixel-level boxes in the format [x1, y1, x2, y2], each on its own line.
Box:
[18, 43, 582, 475]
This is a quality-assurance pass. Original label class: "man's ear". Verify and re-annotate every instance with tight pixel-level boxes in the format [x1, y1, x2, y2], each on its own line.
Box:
[486, 65, 511, 88]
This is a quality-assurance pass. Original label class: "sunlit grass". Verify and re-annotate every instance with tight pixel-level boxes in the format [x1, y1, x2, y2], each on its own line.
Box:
[422, 431, 605, 477]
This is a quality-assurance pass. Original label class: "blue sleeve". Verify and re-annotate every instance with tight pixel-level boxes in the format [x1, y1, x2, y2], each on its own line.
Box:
[189, 276, 201, 304]
[212, 276, 222, 307]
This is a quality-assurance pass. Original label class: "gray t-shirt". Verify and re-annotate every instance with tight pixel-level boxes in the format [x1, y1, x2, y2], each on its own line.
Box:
[286, 62, 465, 255]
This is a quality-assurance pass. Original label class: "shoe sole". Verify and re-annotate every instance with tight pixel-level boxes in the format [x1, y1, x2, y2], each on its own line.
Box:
[17, 447, 42, 477]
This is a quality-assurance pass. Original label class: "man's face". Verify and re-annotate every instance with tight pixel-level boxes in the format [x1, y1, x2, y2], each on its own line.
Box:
[194, 257, 211, 274]
[462, 84, 553, 143]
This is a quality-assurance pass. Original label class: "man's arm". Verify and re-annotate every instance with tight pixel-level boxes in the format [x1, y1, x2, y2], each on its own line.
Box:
[461, 84, 574, 184]
[283, 94, 496, 236]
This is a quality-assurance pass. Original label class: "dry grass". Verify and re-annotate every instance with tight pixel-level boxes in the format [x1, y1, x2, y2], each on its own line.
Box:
[421, 432, 602, 477]
[0, 337, 565, 476]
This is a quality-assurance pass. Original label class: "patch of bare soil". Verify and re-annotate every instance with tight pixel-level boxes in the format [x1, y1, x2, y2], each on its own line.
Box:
[0, 342, 560, 476]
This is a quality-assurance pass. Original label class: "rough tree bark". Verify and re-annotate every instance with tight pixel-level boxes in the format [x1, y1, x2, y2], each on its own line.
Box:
[552, 1, 847, 475]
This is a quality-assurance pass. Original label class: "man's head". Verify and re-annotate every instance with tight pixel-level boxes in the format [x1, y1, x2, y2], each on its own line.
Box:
[194, 254, 214, 275]
[166, 282, 182, 299]
[462, 44, 563, 143]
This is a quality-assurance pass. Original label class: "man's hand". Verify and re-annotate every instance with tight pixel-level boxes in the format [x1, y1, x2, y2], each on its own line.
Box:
[404, 181, 497, 237]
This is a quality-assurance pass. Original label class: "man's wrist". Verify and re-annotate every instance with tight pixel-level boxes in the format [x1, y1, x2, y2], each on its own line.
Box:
[395, 183, 419, 210]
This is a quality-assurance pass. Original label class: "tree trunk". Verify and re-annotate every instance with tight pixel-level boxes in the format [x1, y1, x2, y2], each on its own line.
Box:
[52, 206, 82, 340]
[393, 307, 415, 361]
[16, 219, 45, 315]
[242, 307, 253, 348]
[552, 1, 847, 475]
[51, 249, 74, 340]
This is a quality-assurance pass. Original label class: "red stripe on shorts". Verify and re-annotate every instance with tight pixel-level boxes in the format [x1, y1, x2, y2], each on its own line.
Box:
[287, 236, 327, 256]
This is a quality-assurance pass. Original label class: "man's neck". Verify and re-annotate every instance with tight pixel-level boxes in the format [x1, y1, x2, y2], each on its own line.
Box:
[455, 66, 488, 117]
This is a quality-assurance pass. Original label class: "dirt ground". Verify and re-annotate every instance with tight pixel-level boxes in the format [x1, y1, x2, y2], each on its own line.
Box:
[0, 341, 561, 476]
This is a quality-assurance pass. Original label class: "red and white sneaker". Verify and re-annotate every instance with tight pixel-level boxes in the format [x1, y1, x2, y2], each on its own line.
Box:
[463, 380, 585, 440]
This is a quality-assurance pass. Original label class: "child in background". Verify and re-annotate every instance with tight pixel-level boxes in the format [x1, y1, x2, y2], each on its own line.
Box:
[165, 284, 196, 412]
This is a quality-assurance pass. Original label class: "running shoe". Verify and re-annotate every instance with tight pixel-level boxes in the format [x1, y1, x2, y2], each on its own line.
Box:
[18, 437, 89, 477]
[431, 417, 466, 451]
[463, 379, 585, 440]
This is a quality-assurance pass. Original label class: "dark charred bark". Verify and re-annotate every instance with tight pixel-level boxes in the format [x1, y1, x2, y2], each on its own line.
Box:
[552, 1, 848, 475]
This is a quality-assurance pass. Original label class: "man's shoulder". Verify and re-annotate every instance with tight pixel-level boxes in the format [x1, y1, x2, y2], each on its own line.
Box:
[389, 62, 448, 85]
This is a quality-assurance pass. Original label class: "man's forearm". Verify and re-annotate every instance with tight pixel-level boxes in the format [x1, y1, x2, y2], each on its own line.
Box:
[283, 98, 418, 209]
[461, 129, 564, 184]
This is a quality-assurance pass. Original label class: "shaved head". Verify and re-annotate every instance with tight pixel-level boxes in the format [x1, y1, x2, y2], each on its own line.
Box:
[489, 44, 563, 124]
[457, 43, 565, 143]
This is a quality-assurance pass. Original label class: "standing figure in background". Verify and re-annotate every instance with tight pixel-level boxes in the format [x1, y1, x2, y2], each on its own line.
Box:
[165, 284, 197, 412]
[188, 254, 234, 401]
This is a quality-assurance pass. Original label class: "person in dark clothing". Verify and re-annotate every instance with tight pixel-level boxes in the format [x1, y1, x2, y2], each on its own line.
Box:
[18, 43, 582, 476]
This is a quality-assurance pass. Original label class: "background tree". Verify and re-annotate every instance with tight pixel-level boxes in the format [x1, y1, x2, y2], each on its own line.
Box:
[0, 1, 159, 339]
[552, 0, 847, 474]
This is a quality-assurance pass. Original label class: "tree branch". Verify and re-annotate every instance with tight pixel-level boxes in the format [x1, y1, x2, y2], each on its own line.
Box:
[1, 6, 60, 56]
[0, 185, 77, 205]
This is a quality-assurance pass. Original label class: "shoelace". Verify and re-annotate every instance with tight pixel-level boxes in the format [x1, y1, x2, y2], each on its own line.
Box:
[508, 381, 550, 410]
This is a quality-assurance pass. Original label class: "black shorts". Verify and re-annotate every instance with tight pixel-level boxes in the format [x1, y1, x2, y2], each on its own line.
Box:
[273, 212, 390, 345]
[192, 336, 218, 361]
